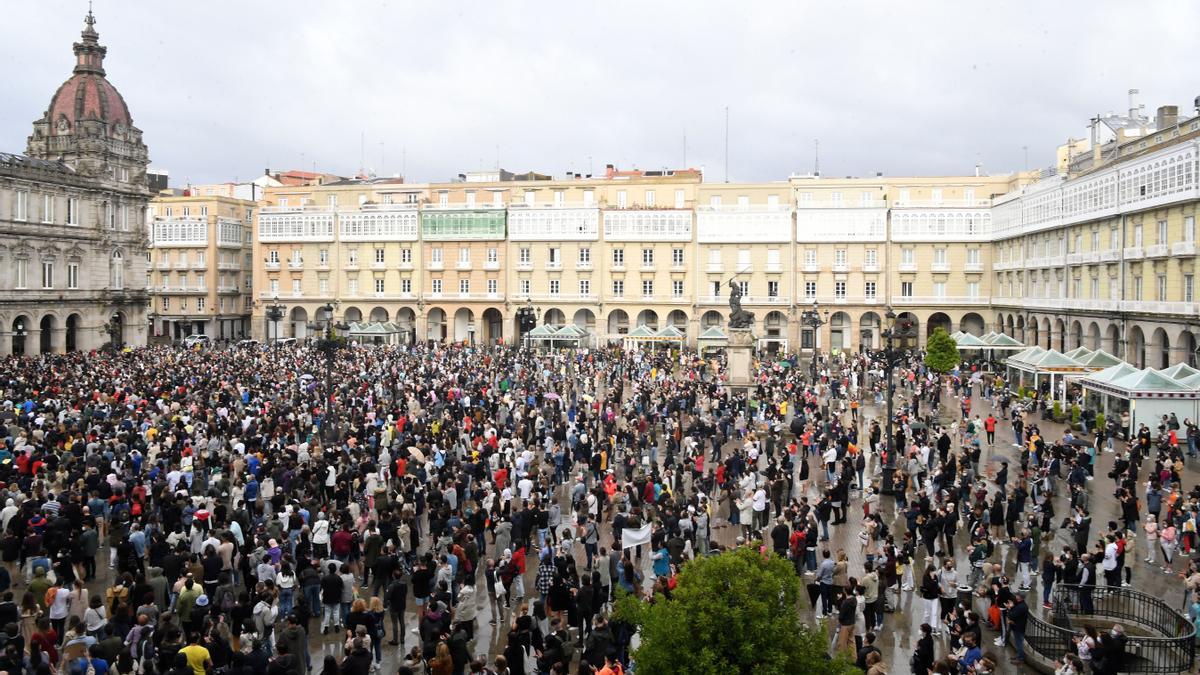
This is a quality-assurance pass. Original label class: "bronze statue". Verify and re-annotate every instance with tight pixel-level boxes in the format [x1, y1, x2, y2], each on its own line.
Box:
[727, 279, 755, 329]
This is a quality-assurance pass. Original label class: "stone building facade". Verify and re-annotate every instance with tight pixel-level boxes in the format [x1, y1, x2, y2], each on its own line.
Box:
[0, 10, 150, 355]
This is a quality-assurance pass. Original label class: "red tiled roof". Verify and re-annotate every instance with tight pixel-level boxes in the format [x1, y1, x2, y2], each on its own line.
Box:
[46, 72, 132, 135]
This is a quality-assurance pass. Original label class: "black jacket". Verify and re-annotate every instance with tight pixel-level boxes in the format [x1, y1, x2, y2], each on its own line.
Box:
[320, 571, 344, 604]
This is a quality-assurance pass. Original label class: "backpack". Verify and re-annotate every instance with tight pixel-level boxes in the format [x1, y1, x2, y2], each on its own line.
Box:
[499, 561, 516, 585]
[218, 587, 236, 612]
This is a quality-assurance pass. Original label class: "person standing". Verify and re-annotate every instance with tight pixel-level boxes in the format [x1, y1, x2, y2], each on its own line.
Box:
[1006, 593, 1029, 665]
[1144, 514, 1159, 565]
[385, 567, 408, 645]
[911, 623, 935, 674]
[179, 632, 213, 675]
[1041, 553, 1058, 610]
[320, 563, 344, 634]
[816, 550, 835, 619]
[920, 565, 941, 635]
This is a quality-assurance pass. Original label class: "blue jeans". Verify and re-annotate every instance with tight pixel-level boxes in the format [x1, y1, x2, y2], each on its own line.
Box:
[1012, 629, 1026, 660]
[279, 587, 294, 618]
[819, 583, 833, 615]
[305, 585, 321, 615]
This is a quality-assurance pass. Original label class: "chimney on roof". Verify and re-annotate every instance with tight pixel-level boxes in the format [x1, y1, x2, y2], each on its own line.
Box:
[1156, 105, 1180, 131]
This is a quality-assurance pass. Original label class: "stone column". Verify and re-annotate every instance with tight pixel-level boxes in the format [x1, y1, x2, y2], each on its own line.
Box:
[50, 328, 66, 354]
[503, 309, 518, 346]
[25, 329, 42, 356]
[415, 312, 428, 345]
[0, 332, 11, 357]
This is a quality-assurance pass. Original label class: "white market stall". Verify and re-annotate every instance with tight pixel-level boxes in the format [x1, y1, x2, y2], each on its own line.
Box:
[1080, 364, 1200, 433]
[525, 324, 587, 349]
[697, 326, 728, 355]
[345, 321, 406, 345]
[622, 324, 686, 352]
[1007, 348, 1098, 406]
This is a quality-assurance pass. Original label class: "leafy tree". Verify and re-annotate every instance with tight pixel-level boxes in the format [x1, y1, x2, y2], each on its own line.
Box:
[924, 327, 961, 374]
[613, 547, 857, 675]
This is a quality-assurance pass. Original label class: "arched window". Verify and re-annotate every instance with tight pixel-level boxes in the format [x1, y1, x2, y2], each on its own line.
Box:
[110, 249, 124, 289]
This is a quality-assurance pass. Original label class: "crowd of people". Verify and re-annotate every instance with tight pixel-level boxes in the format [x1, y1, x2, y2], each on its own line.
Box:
[0, 339, 1192, 675]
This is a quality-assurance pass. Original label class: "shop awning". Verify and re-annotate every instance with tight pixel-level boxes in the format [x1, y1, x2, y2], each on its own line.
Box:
[1075, 349, 1123, 369]
[954, 332, 990, 349]
[983, 332, 1026, 350]
[346, 321, 404, 335]
[1161, 363, 1200, 381]
[1063, 346, 1094, 361]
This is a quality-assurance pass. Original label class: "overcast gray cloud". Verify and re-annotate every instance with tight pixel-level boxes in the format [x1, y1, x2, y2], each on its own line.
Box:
[4, 0, 1199, 185]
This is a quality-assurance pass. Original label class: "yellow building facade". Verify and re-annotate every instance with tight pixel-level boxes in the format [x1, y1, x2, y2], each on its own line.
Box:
[246, 117, 1200, 362]
[992, 117, 1200, 368]
[147, 195, 256, 340]
[249, 170, 1042, 353]
[792, 174, 1025, 352]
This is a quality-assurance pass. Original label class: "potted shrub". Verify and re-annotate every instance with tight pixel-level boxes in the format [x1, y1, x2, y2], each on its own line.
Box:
[1051, 400, 1063, 422]
[1017, 385, 1026, 399]
[1094, 412, 1106, 435]
[1071, 405, 1082, 430]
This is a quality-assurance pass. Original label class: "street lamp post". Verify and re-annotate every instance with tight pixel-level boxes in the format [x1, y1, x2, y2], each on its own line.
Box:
[265, 295, 284, 347]
[800, 300, 828, 380]
[315, 302, 349, 445]
[12, 319, 27, 356]
[880, 305, 917, 495]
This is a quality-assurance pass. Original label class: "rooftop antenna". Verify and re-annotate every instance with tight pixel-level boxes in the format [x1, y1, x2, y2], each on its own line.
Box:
[359, 131, 365, 176]
[1022, 145, 1028, 170]
[379, 142, 385, 175]
[814, 139, 820, 176]
[402, 146, 406, 179]
[495, 145, 500, 170]
[682, 127, 687, 168]
[723, 106, 730, 183]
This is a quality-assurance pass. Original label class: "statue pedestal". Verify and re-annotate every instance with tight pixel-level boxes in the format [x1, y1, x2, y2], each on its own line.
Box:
[727, 327, 755, 391]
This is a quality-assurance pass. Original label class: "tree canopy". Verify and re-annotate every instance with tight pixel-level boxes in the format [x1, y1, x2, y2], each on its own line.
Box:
[614, 547, 857, 675]
[924, 326, 961, 374]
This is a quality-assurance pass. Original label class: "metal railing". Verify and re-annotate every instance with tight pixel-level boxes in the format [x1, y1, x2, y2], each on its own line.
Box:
[1024, 585, 1195, 673]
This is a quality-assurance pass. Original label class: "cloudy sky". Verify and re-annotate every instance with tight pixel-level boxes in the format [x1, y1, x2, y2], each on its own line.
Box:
[4, 1, 1198, 186]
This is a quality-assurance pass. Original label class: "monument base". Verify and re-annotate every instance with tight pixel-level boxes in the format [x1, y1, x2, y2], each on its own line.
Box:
[727, 327, 755, 390]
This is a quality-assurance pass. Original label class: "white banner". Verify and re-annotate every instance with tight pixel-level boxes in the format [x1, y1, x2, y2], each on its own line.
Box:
[621, 523, 652, 549]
